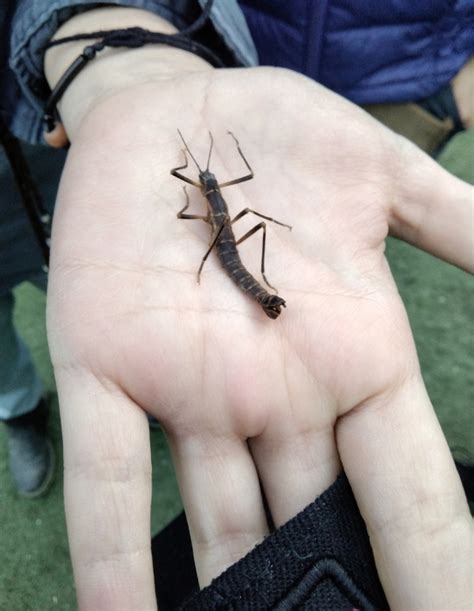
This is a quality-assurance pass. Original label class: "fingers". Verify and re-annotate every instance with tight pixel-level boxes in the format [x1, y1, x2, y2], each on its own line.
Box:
[56, 369, 156, 610]
[249, 416, 341, 527]
[389, 136, 474, 272]
[168, 433, 269, 587]
[337, 374, 472, 610]
[170, 389, 341, 588]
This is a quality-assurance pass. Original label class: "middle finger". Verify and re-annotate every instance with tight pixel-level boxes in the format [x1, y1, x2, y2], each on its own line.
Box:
[168, 432, 270, 586]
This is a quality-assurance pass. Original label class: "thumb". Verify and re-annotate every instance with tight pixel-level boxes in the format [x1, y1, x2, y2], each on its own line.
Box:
[389, 135, 473, 272]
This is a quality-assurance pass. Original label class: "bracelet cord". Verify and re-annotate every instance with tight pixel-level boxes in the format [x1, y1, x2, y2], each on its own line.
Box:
[43, 0, 222, 131]
[1, 2, 217, 269]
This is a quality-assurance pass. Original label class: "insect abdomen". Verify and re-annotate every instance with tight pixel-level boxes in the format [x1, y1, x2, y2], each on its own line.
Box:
[215, 226, 286, 318]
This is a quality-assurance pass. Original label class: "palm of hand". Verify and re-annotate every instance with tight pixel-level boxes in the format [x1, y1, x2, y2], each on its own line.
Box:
[48, 68, 421, 583]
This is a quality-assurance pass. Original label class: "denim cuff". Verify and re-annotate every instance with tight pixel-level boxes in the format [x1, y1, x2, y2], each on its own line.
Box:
[8, 0, 257, 143]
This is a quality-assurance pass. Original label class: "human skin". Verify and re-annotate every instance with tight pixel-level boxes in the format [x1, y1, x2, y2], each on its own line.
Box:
[452, 56, 474, 129]
[44, 7, 473, 610]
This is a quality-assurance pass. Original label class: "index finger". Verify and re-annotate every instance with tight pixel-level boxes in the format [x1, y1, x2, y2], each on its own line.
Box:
[337, 373, 472, 610]
[56, 369, 157, 610]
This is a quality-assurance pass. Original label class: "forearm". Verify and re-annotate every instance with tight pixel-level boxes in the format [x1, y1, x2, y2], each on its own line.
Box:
[44, 7, 213, 140]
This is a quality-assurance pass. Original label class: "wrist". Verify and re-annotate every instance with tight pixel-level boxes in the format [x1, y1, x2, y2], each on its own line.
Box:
[44, 7, 213, 140]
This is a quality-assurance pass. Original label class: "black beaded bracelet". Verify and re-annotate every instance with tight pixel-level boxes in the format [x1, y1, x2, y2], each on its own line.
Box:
[43, 0, 224, 132]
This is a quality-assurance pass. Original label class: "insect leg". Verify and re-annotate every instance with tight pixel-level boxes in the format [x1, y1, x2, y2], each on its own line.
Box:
[206, 131, 214, 170]
[235, 222, 277, 292]
[218, 132, 254, 188]
[170, 150, 201, 187]
[196, 222, 226, 284]
[177, 187, 209, 222]
[232, 207, 292, 231]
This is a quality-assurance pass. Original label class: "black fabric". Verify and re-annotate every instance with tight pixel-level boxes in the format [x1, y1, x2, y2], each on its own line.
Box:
[152, 511, 198, 610]
[454, 460, 474, 503]
[0, 0, 19, 126]
[152, 473, 389, 610]
[0, 116, 51, 266]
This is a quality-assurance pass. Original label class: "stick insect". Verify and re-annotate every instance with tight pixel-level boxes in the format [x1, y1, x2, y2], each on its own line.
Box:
[170, 131, 292, 319]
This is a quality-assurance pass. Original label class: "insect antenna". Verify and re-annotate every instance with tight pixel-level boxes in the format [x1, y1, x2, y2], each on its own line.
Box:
[206, 131, 214, 171]
[177, 129, 202, 172]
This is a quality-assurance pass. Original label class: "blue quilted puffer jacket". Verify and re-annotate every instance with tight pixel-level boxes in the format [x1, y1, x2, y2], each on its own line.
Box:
[238, 0, 474, 104]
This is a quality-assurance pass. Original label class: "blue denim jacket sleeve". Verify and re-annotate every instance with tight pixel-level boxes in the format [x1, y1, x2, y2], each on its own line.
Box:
[6, 0, 257, 144]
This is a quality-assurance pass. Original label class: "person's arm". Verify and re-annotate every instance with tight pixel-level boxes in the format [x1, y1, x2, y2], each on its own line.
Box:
[42, 7, 472, 611]
[44, 7, 211, 141]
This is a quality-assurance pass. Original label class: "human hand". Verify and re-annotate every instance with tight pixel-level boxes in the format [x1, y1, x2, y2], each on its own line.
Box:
[45, 10, 473, 611]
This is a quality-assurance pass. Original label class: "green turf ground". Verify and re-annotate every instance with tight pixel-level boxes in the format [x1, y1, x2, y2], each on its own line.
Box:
[1, 131, 473, 610]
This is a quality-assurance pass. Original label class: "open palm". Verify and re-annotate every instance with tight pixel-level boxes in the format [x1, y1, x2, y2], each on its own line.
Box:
[47, 68, 471, 609]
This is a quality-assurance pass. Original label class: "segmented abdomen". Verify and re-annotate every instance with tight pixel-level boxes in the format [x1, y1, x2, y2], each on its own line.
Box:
[215, 224, 270, 304]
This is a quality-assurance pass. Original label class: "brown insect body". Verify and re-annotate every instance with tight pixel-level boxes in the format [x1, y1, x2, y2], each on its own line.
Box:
[171, 132, 290, 320]
[201, 171, 286, 319]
